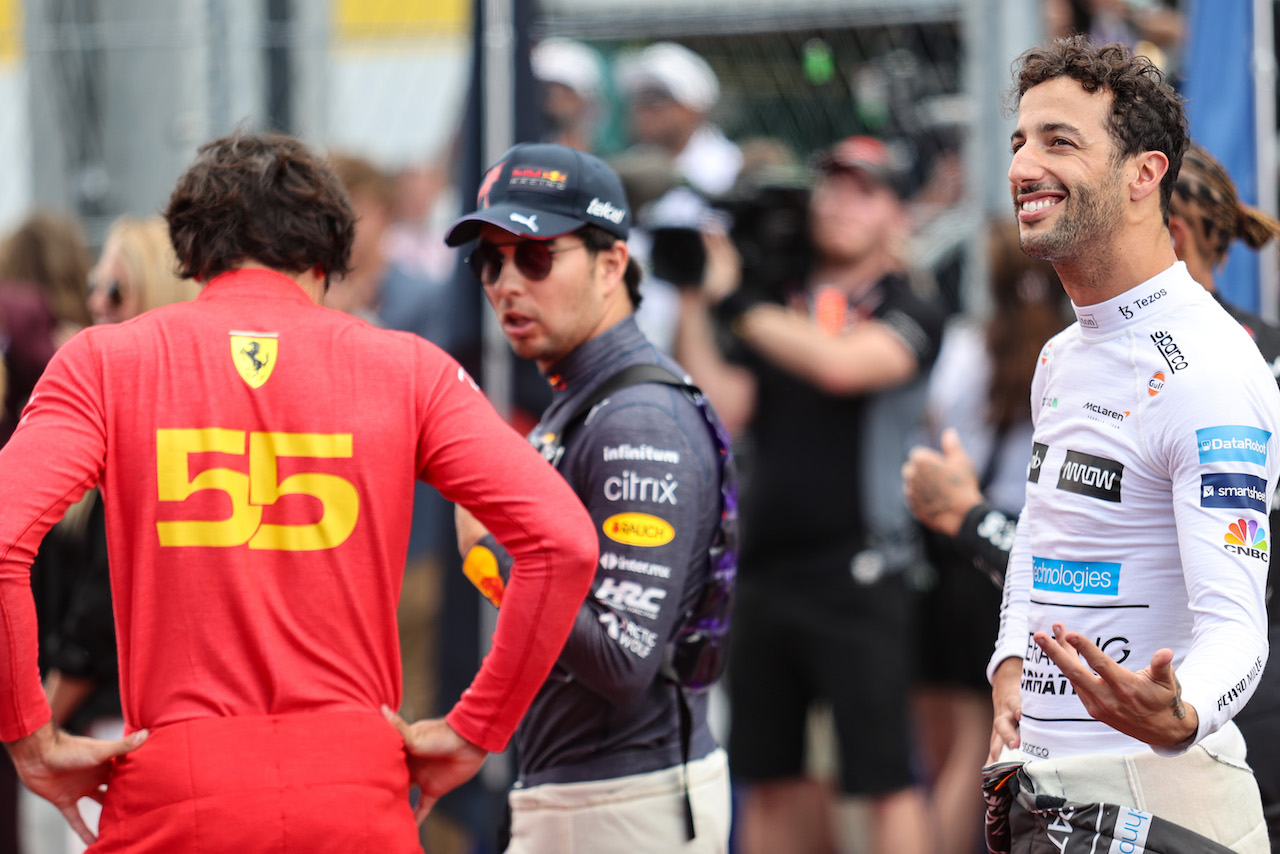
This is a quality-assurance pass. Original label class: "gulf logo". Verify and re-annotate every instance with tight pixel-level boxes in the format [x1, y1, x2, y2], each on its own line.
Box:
[603, 512, 674, 547]
[1148, 371, 1165, 397]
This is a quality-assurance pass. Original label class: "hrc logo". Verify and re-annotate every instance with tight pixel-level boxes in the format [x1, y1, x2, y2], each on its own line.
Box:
[230, 331, 278, 389]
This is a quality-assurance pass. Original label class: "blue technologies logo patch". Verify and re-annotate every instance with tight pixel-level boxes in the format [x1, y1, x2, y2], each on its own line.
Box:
[1031, 557, 1121, 595]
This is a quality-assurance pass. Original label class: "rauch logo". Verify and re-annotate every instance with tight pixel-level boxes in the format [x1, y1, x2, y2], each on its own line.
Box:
[1224, 518, 1268, 562]
[603, 512, 675, 547]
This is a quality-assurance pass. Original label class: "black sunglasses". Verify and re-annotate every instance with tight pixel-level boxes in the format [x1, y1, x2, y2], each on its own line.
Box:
[466, 240, 585, 286]
[88, 278, 123, 308]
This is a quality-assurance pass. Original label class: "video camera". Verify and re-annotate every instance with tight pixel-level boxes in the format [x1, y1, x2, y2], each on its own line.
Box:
[647, 176, 812, 302]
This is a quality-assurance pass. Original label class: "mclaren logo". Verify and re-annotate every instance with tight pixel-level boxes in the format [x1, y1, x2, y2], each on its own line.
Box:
[230, 331, 278, 389]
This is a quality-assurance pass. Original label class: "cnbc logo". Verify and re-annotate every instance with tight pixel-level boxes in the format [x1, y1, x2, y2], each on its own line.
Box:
[1224, 518, 1268, 562]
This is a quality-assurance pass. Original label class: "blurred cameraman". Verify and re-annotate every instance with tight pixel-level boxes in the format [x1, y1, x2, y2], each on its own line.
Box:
[675, 136, 945, 854]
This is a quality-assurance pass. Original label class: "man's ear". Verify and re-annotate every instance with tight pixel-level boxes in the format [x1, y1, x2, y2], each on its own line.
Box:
[1167, 214, 1189, 258]
[1130, 150, 1169, 204]
[596, 240, 629, 290]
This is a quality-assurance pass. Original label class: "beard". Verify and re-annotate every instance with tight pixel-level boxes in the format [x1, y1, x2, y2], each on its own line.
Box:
[1018, 175, 1124, 262]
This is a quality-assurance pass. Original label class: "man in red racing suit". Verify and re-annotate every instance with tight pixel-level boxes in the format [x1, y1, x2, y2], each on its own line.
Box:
[0, 132, 598, 853]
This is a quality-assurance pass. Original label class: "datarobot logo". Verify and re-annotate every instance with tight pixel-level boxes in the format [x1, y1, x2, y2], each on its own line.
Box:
[1197, 425, 1270, 465]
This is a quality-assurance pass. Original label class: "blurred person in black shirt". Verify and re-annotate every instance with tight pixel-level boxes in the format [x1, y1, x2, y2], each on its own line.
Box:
[676, 136, 945, 854]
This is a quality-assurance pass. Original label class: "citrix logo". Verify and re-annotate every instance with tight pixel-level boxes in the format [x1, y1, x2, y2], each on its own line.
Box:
[604, 470, 678, 504]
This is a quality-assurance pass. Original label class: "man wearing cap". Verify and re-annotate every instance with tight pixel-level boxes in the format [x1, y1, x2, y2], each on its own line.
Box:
[532, 37, 604, 153]
[616, 41, 742, 197]
[676, 135, 944, 854]
[422, 141, 735, 853]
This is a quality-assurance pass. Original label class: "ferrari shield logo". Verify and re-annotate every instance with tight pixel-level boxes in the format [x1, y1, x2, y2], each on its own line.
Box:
[230, 331, 278, 389]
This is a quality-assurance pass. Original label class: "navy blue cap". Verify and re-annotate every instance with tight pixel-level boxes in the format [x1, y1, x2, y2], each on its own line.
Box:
[445, 142, 631, 246]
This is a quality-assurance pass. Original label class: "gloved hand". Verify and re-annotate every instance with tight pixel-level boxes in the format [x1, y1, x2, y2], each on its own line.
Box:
[462, 538, 506, 608]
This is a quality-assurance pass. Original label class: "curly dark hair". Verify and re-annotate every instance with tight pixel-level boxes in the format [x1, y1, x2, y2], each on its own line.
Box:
[165, 132, 355, 285]
[1010, 36, 1188, 222]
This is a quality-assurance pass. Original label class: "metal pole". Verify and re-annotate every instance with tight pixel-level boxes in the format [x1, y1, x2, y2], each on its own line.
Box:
[1254, 0, 1278, 322]
[477, 0, 517, 794]
[481, 0, 515, 419]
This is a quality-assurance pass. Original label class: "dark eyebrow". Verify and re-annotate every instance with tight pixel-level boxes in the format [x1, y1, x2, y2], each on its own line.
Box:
[1013, 121, 1085, 145]
[1039, 121, 1084, 137]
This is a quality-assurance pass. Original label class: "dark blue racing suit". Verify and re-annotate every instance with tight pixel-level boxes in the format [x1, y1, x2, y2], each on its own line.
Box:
[479, 315, 729, 787]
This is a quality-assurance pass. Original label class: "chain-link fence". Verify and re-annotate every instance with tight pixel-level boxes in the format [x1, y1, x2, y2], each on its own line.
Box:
[0, 1, 1030, 253]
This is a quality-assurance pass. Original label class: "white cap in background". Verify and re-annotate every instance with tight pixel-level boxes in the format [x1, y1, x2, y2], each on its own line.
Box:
[615, 41, 720, 113]
[532, 37, 604, 101]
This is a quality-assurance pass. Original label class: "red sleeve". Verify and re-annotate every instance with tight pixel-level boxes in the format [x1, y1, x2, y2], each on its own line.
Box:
[414, 358, 597, 753]
[0, 335, 106, 742]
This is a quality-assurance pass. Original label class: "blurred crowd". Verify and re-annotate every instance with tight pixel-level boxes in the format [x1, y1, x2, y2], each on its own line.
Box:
[15, 2, 1280, 854]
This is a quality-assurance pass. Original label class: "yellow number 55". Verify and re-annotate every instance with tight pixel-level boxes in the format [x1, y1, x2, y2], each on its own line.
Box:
[155, 428, 359, 551]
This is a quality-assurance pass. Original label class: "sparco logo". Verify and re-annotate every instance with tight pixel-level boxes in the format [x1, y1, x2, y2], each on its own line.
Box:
[1056, 449, 1123, 502]
[1150, 330, 1189, 372]
[602, 444, 680, 464]
[586, 197, 626, 223]
[1028, 442, 1048, 483]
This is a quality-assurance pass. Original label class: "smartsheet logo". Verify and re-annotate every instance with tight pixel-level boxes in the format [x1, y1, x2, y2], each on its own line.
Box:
[1201, 473, 1268, 513]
